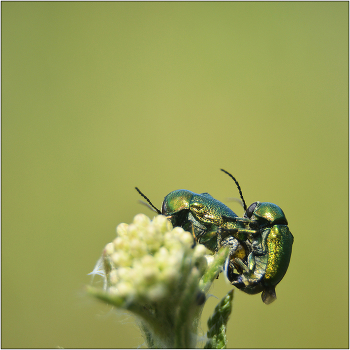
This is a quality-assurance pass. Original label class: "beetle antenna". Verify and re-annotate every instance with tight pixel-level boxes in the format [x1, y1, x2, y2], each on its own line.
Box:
[220, 169, 247, 211]
[138, 200, 160, 213]
[225, 197, 245, 209]
[135, 187, 162, 214]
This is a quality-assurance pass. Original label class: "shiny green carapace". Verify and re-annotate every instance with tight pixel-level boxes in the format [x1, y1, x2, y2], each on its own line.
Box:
[226, 201, 294, 304]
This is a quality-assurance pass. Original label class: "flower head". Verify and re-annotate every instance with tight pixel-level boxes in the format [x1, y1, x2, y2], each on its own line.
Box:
[88, 214, 230, 348]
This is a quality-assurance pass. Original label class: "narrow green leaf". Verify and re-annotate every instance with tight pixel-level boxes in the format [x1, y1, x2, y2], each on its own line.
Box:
[205, 289, 234, 349]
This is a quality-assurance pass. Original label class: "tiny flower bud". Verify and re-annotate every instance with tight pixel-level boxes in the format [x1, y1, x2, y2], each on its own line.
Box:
[116, 223, 128, 237]
[112, 251, 132, 267]
[133, 213, 151, 227]
[104, 242, 115, 256]
[153, 214, 172, 233]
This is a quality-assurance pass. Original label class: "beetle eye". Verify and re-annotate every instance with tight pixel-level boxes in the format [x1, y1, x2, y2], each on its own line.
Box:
[245, 202, 258, 218]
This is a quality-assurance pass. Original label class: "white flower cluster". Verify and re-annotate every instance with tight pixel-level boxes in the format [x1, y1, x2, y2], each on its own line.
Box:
[96, 214, 210, 304]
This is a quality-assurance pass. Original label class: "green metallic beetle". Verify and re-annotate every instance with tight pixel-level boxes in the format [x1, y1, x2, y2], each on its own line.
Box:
[219, 171, 294, 304]
[135, 187, 248, 263]
[162, 190, 245, 252]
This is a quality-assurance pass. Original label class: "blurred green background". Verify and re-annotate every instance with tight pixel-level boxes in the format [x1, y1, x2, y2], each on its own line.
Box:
[2, 2, 348, 348]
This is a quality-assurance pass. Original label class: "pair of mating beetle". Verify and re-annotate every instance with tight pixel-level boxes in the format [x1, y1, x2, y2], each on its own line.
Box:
[136, 169, 294, 305]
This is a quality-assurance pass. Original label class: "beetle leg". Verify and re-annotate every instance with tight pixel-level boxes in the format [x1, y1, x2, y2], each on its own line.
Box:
[217, 227, 237, 241]
[234, 252, 256, 273]
[190, 222, 197, 248]
[190, 222, 196, 240]
[233, 253, 262, 287]
[233, 257, 250, 273]
[220, 227, 257, 244]
[232, 217, 252, 224]
[247, 252, 256, 271]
